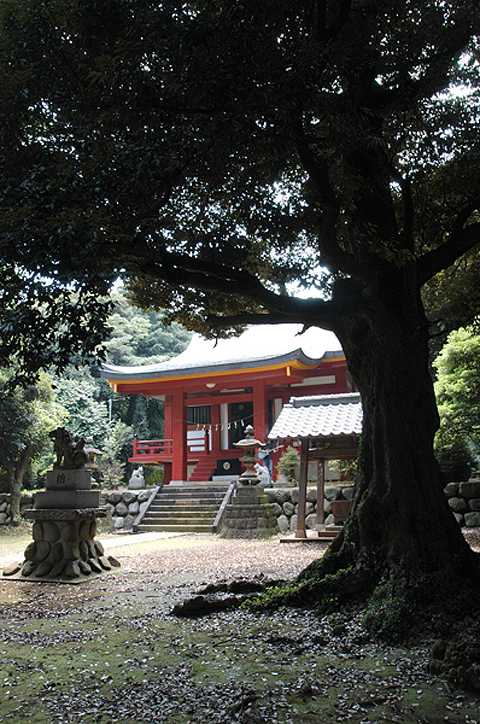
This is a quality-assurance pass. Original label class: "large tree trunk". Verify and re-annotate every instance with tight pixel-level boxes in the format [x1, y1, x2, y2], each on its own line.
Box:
[297, 289, 478, 600]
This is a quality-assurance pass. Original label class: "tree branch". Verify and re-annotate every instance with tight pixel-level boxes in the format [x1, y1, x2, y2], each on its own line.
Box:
[417, 222, 480, 285]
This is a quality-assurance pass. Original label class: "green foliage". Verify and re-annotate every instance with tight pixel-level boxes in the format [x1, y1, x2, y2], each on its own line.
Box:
[54, 368, 111, 448]
[277, 447, 299, 485]
[144, 465, 164, 487]
[97, 421, 134, 489]
[362, 581, 412, 644]
[0, 370, 68, 517]
[105, 291, 191, 366]
[434, 327, 480, 460]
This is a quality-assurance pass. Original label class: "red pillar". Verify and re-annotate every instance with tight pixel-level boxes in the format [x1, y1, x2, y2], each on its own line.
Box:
[253, 382, 268, 442]
[171, 390, 187, 482]
[211, 404, 220, 454]
[164, 396, 173, 440]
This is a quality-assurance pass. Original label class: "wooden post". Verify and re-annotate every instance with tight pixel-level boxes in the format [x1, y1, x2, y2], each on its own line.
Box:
[163, 396, 173, 439]
[211, 404, 220, 453]
[253, 382, 267, 442]
[171, 390, 187, 482]
[295, 439, 308, 539]
[316, 458, 325, 531]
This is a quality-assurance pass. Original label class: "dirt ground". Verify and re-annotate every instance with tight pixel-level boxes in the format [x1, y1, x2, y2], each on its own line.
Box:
[0, 531, 479, 723]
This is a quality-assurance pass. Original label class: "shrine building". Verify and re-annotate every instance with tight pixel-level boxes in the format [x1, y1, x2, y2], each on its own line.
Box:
[101, 324, 351, 484]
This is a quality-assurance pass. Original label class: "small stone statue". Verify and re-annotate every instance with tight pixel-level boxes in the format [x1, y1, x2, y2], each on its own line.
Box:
[255, 462, 272, 488]
[49, 427, 89, 470]
[129, 466, 145, 490]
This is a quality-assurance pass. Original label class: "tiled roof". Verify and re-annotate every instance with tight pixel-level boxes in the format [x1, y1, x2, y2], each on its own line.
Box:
[268, 393, 362, 440]
[102, 324, 343, 381]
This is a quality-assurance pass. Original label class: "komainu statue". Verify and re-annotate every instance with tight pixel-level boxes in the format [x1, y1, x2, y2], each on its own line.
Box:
[49, 427, 89, 469]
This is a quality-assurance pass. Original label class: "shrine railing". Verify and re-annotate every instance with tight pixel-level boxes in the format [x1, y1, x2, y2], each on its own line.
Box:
[130, 431, 210, 460]
[131, 439, 174, 459]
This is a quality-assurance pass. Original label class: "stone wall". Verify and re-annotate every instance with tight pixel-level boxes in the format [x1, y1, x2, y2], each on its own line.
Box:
[444, 479, 480, 528]
[102, 489, 154, 531]
[264, 485, 355, 533]
[0, 493, 33, 525]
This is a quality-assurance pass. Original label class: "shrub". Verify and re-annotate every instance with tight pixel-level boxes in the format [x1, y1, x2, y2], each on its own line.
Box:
[144, 465, 164, 487]
[277, 446, 299, 485]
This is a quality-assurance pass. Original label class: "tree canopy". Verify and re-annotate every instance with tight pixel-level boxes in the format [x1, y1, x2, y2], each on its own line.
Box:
[1, 1, 480, 605]
[0, 0, 478, 373]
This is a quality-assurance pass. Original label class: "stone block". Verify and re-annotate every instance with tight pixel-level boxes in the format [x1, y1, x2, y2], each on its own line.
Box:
[34, 490, 100, 510]
[468, 498, 480, 511]
[128, 501, 140, 515]
[267, 489, 291, 505]
[464, 512, 480, 528]
[324, 487, 341, 502]
[289, 514, 298, 532]
[115, 502, 128, 516]
[444, 482, 459, 497]
[324, 499, 333, 514]
[448, 497, 468, 513]
[138, 490, 151, 503]
[112, 516, 124, 530]
[0, 502, 7, 512]
[123, 491, 137, 505]
[277, 514, 289, 533]
[283, 501, 295, 516]
[453, 513, 464, 526]
[324, 513, 335, 526]
[108, 492, 123, 505]
[0, 513, 7, 524]
[341, 486, 355, 500]
[271, 502, 282, 516]
[305, 513, 318, 530]
[306, 502, 314, 514]
[123, 514, 135, 529]
[291, 488, 299, 504]
[306, 488, 317, 503]
[46, 469, 91, 491]
[459, 480, 480, 499]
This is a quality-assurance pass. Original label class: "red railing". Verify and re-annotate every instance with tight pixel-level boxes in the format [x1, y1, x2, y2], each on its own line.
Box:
[131, 439, 174, 459]
[130, 431, 210, 462]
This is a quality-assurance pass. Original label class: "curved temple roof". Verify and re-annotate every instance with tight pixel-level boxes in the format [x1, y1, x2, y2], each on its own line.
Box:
[102, 324, 344, 383]
[268, 393, 362, 440]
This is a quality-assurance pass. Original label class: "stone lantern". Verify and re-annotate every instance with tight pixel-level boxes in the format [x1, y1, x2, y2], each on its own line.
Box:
[234, 424, 265, 485]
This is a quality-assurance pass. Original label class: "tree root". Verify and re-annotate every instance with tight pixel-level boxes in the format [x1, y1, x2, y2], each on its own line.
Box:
[171, 577, 286, 617]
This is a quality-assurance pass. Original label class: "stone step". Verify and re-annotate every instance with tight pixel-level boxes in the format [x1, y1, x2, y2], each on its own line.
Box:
[137, 524, 213, 533]
[158, 491, 226, 498]
[147, 503, 218, 515]
[145, 511, 215, 520]
[144, 516, 215, 525]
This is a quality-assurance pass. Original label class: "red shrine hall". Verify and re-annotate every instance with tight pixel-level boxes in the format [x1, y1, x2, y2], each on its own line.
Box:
[102, 325, 351, 484]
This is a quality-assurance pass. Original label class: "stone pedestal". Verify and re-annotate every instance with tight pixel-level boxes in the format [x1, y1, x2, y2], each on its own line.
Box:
[220, 486, 277, 539]
[2, 468, 119, 584]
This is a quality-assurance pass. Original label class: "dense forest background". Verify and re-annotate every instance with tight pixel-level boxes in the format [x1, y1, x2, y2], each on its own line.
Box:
[0, 290, 191, 493]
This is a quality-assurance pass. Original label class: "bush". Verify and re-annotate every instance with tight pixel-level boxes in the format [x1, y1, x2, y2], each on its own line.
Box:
[435, 435, 474, 483]
[144, 465, 164, 486]
[277, 446, 299, 485]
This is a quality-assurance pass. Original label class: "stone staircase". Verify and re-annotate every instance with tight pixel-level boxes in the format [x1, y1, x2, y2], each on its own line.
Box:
[136, 484, 230, 533]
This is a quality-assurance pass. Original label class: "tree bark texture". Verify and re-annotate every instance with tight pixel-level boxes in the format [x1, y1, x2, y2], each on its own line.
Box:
[325, 286, 477, 584]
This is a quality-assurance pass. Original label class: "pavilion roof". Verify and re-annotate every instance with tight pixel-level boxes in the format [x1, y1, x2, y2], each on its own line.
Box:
[268, 393, 362, 440]
[102, 324, 343, 383]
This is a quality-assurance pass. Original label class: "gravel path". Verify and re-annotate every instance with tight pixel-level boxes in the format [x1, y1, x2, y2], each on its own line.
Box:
[0, 534, 479, 723]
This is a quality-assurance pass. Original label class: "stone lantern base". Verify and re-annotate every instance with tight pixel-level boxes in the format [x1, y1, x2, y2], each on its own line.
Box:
[220, 486, 277, 539]
[2, 508, 119, 584]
